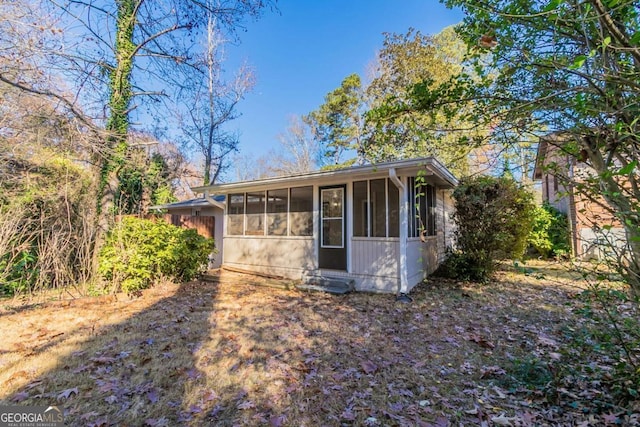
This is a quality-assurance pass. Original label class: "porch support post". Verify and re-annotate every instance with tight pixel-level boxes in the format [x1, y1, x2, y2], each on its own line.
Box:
[389, 168, 409, 295]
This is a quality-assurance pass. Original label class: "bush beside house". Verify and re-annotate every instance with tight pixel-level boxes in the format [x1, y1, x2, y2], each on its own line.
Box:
[99, 217, 215, 294]
[435, 176, 535, 281]
[527, 203, 571, 258]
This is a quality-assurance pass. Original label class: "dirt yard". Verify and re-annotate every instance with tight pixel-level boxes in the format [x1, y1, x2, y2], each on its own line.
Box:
[0, 262, 638, 426]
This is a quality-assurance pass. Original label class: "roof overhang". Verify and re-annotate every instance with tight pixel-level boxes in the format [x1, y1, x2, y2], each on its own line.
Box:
[148, 196, 225, 211]
[533, 131, 576, 181]
[533, 139, 547, 181]
[192, 157, 458, 194]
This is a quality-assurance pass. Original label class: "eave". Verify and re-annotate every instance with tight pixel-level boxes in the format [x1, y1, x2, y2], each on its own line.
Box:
[192, 157, 458, 195]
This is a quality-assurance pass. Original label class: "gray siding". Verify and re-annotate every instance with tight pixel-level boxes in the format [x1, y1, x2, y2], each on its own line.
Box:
[223, 236, 315, 278]
[406, 238, 438, 288]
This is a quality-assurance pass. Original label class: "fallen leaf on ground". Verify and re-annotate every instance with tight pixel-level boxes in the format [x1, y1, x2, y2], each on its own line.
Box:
[57, 387, 78, 401]
[11, 391, 29, 402]
[491, 413, 517, 426]
[237, 400, 255, 410]
[361, 360, 378, 374]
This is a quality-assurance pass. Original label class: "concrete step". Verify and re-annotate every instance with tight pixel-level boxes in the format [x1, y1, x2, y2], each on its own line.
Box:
[297, 276, 355, 295]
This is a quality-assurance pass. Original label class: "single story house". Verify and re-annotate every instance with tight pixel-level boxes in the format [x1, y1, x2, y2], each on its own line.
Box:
[533, 134, 626, 259]
[190, 157, 457, 294]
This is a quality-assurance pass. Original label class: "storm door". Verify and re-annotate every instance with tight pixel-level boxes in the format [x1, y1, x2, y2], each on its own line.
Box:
[319, 185, 347, 270]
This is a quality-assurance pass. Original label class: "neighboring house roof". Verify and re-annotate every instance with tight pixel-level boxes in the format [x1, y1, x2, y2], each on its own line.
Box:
[192, 157, 458, 194]
[533, 132, 572, 180]
[149, 195, 225, 211]
[533, 138, 548, 181]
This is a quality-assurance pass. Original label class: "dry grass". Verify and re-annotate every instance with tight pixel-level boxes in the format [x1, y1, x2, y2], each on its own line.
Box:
[0, 263, 638, 426]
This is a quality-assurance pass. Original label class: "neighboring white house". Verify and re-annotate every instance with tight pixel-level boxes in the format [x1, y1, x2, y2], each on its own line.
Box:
[189, 157, 457, 294]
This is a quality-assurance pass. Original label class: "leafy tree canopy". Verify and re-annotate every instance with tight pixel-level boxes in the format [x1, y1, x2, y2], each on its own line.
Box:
[306, 27, 480, 176]
[418, 0, 640, 291]
[305, 74, 366, 166]
[365, 27, 477, 176]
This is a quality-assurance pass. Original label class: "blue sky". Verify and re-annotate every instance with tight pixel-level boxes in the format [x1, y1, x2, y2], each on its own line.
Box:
[224, 0, 464, 158]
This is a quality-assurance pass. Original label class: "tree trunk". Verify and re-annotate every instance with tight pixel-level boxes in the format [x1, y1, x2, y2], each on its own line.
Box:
[97, 0, 136, 223]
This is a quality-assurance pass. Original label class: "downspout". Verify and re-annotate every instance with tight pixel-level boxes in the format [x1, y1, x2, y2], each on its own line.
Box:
[203, 190, 214, 205]
[389, 168, 412, 303]
[203, 190, 225, 210]
[203, 190, 225, 269]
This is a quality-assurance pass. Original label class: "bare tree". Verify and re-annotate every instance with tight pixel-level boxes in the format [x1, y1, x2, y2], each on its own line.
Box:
[227, 116, 321, 183]
[0, 0, 272, 218]
[231, 152, 274, 182]
[177, 11, 255, 186]
[268, 115, 321, 175]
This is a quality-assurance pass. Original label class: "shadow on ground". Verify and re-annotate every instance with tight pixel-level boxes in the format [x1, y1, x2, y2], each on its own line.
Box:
[1, 266, 630, 426]
[0, 280, 218, 425]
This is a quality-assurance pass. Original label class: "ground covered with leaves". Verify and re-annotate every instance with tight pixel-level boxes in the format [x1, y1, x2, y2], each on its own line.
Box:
[0, 262, 638, 426]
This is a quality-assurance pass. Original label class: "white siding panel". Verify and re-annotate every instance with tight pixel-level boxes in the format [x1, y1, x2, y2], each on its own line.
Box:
[406, 238, 438, 289]
[407, 240, 423, 285]
[422, 239, 438, 275]
[351, 239, 399, 277]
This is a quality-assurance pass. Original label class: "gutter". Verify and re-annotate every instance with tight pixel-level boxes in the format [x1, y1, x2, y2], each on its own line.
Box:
[192, 157, 458, 194]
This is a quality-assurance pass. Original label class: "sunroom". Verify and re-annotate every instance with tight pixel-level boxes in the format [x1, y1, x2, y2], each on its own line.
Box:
[192, 157, 457, 293]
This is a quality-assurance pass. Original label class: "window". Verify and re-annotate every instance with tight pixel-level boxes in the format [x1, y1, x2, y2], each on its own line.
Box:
[228, 186, 313, 237]
[425, 184, 436, 236]
[370, 179, 386, 237]
[267, 189, 288, 236]
[321, 187, 344, 247]
[290, 186, 313, 236]
[352, 178, 399, 238]
[353, 181, 368, 237]
[545, 175, 549, 199]
[228, 194, 244, 235]
[408, 177, 436, 238]
[245, 191, 265, 235]
[388, 179, 400, 237]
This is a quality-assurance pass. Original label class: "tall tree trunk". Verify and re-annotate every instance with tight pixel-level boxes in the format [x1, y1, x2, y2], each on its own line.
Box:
[98, 0, 136, 223]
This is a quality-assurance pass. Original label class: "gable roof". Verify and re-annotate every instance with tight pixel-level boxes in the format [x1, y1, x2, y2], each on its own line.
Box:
[192, 157, 458, 194]
[533, 138, 548, 181]
[533, 132, 581, 180]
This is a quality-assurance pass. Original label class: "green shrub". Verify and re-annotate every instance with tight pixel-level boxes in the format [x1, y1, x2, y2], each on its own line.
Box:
[567, 286, 640, 405]
[98, 217, 215, 294]
[527, 203, 571, 258]
[435, 176, 535, 282]
[0, 248, 38, 296]
[434, 249, 494, 282]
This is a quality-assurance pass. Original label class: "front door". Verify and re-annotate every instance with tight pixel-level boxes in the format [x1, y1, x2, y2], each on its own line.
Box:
[319, 185, 347, 270]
